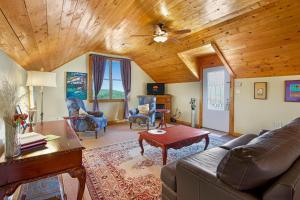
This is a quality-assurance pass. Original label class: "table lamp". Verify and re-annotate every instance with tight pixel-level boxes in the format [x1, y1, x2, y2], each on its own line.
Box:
[26, 71, 56, 124]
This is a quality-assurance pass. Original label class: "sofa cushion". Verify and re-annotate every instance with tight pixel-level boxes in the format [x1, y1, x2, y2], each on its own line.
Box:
[220, 134, 257, 150]
[217, 121, 300, 190]
[178, 147, 229, 182]
[161, 161, 177, 192]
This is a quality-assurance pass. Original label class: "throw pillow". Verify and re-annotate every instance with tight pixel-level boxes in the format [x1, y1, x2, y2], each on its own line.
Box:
[138, 104, 149, 115]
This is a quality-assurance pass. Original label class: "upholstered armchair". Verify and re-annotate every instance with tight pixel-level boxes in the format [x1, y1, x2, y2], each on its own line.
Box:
[128, 96, 156, 130]
[66, 98, 107, 139]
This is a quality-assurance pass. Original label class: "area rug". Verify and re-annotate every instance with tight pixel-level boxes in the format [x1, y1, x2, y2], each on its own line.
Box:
[83, 135, 230, 200]
[18, 176, 64, 200]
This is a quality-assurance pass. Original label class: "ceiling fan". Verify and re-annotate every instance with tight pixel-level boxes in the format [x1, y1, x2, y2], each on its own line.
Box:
[130, 23, 191, 45]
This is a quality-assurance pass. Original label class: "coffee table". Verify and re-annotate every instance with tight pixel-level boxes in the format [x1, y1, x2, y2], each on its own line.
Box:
[138, 125, 210, 165]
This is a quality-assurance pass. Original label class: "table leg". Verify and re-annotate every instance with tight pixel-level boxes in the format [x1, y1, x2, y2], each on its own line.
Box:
[156, 121, 162, 129]
[139, 137, 144, 155]
[162, 113, 167, 128]
[204, 135, 210, 150]
[156, 114, 167, 129]
[68, 166, 86, 200]
[162, 146, 168, 165]
[0, 183, 20, 200]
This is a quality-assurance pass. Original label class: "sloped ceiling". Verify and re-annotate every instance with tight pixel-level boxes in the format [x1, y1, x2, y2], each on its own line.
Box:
[0, 0, 298, 83]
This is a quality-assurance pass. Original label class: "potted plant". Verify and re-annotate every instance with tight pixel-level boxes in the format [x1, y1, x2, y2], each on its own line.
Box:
[0, 79, 26, 158]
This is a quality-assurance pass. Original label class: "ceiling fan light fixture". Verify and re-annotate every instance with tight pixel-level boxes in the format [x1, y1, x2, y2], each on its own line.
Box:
[153, 35, 168, 43]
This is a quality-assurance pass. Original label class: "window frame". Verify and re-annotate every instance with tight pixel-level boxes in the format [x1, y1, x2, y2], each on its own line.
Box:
[88, 55, 125, 103]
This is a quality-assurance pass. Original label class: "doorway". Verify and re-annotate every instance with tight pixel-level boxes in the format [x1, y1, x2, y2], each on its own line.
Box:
[202, 66, 230, 132]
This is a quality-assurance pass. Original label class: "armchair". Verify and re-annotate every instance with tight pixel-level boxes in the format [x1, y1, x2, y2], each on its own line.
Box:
[128, 96, 156, 130]
[65, 98, 107, 139]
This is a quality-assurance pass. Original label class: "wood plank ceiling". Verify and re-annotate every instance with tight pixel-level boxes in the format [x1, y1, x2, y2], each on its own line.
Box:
[0, 0, 298, 83]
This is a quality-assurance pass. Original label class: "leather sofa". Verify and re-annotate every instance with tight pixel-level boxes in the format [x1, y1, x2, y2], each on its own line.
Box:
[161, 118, 300, 200]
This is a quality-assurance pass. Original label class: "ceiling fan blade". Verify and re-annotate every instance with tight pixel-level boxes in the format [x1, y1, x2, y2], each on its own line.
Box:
[130, 34, 153, 37]
[169, 37, 180, 44]
[172, 29, 191, 34]
[148, 40, 155, 46]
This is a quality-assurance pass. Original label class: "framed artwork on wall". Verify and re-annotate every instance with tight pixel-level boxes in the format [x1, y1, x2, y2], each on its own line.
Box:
[285, 80, 300, 102]
[254, 82, 267, 100]
[66, 72, 87, 100]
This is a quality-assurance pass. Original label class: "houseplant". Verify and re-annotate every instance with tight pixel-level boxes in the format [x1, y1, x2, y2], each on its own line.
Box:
[0, 79, 26, 158]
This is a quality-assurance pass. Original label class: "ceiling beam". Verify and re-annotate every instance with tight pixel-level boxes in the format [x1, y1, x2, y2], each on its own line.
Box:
[211, 41, 236, 78]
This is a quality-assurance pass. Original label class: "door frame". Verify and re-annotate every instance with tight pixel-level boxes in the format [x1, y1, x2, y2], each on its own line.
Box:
[199, 67, 235, 135]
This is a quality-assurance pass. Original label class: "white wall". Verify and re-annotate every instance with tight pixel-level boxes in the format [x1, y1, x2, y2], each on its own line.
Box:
[166, 82, 201, 125]
[235, 75, 300, 134]
[41, 53, 154, 121]
[128, 62, 155, 109]
[0, 51, 27, 141]
[165, 76, 300, 135]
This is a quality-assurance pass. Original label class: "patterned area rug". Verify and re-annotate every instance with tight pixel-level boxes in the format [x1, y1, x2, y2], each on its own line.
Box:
[83, 135, 230, 200]
[18, 176, 64, 200]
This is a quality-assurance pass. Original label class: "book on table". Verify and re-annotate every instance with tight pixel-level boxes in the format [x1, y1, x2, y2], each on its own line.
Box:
[20, 132, 47, 150]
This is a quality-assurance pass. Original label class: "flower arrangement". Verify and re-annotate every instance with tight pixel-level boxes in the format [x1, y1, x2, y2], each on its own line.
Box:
[14, 114, 28, 127]
[0, 79, 24, 124]
[0, 78, 26, 158]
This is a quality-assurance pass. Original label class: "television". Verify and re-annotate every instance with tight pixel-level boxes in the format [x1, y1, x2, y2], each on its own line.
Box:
[147, 83, 165, 95]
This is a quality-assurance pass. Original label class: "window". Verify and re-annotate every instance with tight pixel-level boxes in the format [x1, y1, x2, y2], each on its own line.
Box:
[97, 59, 125, 100]
[207, 70, 225, 111]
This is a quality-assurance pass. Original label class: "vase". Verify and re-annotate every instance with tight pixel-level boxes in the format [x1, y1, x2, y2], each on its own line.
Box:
[191, 109, 196, 128]
[4, 122, 21, 158]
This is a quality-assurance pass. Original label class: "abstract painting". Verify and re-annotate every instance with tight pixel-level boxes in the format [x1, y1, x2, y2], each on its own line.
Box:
[66, 72, 87, 100]
[285, 80, 300, 102]
[254, 82, 267, 100]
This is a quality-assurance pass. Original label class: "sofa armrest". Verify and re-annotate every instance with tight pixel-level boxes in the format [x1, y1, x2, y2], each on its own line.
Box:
[129, 108, 138, 116]
[148, 108, 156, 116]
[176, 147, 258, 200]
[263, 158, 300, 200]
[220, 134, 257, 150]
[87, 111, 103, 117]
[177, 161, 259, 200]
[258, 129, 270, 136]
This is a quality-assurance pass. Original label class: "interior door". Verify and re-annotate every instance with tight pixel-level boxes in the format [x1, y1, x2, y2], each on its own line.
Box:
[203, 66, 230, 132]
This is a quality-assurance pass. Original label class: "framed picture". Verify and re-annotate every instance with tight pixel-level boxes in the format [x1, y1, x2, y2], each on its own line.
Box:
[285, 80, 300, 102]
[254, 82, 267, 100]
[66, 72, 87, 100]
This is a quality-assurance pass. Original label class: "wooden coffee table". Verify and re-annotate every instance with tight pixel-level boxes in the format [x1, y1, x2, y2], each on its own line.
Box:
[138, 125, 210, 165]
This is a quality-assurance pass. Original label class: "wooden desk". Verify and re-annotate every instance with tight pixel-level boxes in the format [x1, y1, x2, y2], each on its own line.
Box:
[0, 120, 85, 200]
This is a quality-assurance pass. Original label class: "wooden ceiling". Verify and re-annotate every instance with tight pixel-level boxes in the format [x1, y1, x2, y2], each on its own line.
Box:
[0, 0, 298, 83]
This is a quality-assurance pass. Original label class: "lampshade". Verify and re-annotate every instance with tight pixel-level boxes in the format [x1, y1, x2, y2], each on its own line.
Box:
[26, 71, 57, 87]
